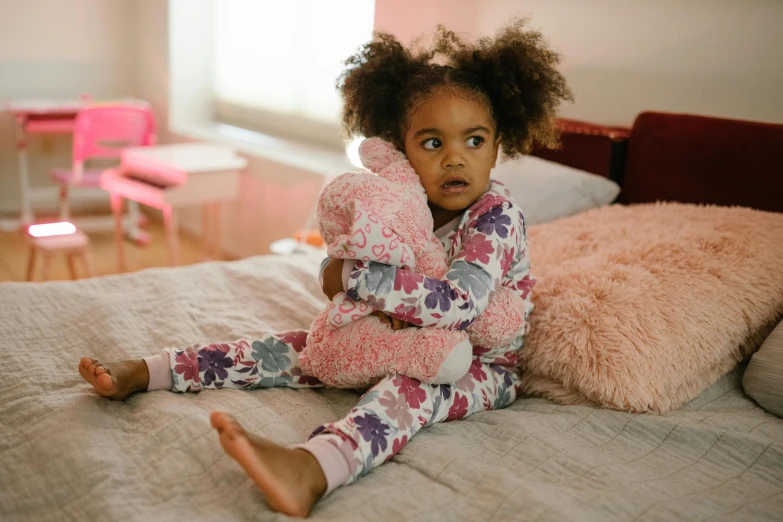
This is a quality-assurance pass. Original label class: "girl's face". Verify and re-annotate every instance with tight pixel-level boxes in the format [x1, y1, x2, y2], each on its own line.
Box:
[402, 88, 500, 229]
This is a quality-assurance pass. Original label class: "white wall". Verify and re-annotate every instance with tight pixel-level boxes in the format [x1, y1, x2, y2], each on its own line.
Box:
[375, 0, 783, 126]
[0, 0, 139, 213]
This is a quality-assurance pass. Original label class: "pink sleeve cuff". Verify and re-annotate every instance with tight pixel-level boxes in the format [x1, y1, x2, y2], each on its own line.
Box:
[142, 350, 173, 391]
[293, 437, 351, 496]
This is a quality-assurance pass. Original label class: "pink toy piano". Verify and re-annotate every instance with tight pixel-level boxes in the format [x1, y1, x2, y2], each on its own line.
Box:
[100, 143, 247, 271]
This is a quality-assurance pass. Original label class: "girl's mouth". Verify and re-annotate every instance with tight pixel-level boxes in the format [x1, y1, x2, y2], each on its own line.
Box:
[440, 177, 469, 194]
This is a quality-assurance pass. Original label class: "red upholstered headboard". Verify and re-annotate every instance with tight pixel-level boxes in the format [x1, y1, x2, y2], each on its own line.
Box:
[534, 112, 783, 213]
[531, 118, 629, 181]
[619, 112, 783, 212]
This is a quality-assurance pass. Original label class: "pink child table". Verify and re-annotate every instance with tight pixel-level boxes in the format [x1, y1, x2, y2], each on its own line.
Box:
[5, 99, 84, 228]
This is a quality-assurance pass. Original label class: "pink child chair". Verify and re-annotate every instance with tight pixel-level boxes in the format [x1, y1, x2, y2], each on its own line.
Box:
[50, 103, 157, 241]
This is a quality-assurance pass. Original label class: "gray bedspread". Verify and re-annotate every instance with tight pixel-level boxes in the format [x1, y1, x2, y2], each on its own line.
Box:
[1, 253, 781, 521]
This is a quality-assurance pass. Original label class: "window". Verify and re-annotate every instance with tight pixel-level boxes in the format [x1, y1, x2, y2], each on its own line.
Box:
[213, 0, 375, 149]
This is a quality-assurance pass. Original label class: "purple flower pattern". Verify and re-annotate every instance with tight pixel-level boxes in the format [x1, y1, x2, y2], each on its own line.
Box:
[198, 347, 233, 386]
[475, 206, 512, 238]
[355, 413, 390, 456]
[423, 278, 455, 312]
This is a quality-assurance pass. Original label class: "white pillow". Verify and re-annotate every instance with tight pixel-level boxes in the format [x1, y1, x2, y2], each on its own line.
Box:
[491, 155, 620, 225]
[743, 319, 783, 418]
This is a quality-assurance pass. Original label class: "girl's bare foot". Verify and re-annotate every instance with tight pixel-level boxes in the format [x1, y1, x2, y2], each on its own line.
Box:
[210, 411, 327, 518]
[78, 356, 150, 401]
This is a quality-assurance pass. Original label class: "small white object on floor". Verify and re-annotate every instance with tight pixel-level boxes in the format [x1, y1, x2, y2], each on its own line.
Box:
[269, 237, 325, 256]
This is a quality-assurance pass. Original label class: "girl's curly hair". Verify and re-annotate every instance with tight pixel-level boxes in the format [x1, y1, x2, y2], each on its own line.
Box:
[337, 19, 573, 158]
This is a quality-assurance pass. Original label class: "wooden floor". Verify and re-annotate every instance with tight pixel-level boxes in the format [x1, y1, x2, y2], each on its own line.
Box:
[0, 216, 228, 282]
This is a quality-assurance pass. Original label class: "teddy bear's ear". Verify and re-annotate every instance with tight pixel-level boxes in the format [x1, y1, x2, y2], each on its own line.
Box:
[359, 137, 406, 173]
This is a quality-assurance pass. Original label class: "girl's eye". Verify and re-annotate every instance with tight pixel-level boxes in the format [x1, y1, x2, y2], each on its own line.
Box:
[422, 138, 441, 150]
[466, 136, 485, 148]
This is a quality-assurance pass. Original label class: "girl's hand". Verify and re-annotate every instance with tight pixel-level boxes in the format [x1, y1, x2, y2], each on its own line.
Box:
[374, 311, 414, 331]
[322, 258, 345, 300]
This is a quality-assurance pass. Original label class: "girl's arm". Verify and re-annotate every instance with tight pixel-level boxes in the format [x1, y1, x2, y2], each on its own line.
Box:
[346, 202, 527, 329]
[320, 257, 345, 301]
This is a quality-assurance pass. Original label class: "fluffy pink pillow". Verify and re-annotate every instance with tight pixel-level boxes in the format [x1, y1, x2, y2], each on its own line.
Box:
[521, 203, 783, 414]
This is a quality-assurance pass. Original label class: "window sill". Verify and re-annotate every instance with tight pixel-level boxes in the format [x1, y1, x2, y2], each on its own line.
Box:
[171, 122, 357, 178]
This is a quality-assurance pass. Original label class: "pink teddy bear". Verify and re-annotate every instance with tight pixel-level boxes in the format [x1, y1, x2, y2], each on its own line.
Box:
[297, 138, 526, 388]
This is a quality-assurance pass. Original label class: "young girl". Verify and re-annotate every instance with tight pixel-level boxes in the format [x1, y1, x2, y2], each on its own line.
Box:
[78, 20, 571, 518]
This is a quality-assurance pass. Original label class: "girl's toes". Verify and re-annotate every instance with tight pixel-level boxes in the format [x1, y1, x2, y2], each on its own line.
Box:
[77, 360, 92, 380]
[210, 411, 230, 430]
[95, 372, 117, 394]
[211, 412, 245, 437]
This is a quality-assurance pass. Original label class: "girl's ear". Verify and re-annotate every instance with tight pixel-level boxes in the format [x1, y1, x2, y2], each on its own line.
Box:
[491, 136, 501, 168]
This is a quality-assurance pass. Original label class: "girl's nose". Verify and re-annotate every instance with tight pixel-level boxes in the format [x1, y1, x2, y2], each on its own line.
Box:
[441, 148, 465, 169]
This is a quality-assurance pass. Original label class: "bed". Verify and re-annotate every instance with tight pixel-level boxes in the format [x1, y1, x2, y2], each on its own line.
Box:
[2, 112, 782, 521]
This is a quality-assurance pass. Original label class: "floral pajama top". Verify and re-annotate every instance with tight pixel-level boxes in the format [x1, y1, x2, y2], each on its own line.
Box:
[345, 180, 535, 358]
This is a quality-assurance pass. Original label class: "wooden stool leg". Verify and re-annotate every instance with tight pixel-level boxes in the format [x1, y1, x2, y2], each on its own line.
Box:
[163, 205, 180, 266]
[41, 253, 52, 281]
[111, 193, 127, 272]
[81, 250, 97, 278]
[66, 254, 78, 280]
[25, 247, 36, 281]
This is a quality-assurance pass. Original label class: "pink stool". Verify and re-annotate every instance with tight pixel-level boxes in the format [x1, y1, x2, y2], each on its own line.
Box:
[25, 222, 97, 281]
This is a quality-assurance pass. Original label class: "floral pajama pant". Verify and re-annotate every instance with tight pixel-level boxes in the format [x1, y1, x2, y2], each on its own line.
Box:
[166, 329, 522, 485]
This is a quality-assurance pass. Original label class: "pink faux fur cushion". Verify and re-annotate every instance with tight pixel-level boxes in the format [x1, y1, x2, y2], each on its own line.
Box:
[522, 203, 783, 414]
